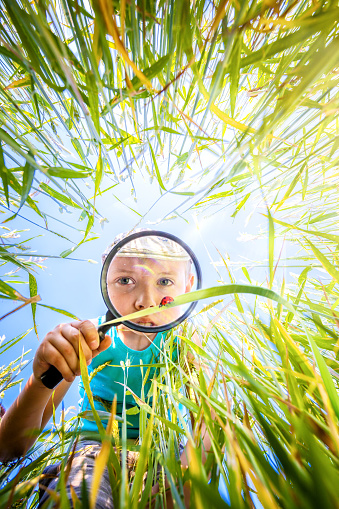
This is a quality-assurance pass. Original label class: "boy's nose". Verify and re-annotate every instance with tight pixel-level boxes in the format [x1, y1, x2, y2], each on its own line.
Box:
[135, 287, 157, 309]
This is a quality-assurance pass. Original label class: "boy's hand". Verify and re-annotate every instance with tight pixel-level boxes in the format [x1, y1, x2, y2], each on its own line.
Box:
[33, 320, 111, 386]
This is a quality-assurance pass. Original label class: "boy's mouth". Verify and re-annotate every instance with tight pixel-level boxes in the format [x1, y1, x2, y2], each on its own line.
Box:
[135, 319, 156, 327]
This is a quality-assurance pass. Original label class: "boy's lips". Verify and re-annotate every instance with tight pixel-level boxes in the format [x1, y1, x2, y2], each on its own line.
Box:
[132, 316, 158, 327]
[135, 318, 156, 326]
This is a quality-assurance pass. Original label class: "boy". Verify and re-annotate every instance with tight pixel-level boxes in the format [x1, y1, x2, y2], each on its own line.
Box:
[0, 231, 207, 507]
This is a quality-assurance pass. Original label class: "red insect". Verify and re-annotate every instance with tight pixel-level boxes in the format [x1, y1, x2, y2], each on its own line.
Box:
[159, 296, 174, 307]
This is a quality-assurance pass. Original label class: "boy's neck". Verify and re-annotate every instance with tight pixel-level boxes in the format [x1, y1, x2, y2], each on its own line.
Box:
[117, 326, 157, 351]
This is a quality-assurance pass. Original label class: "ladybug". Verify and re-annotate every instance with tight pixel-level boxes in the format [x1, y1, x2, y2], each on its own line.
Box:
[159, 296, 174, 307]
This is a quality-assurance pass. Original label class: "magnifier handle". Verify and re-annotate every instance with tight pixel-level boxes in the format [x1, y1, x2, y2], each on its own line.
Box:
[97, 323, 113, 342]
[40, 365, 64, 390]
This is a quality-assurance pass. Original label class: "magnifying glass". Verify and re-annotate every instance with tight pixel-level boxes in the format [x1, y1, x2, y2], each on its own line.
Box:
[40, 231, 202, 389]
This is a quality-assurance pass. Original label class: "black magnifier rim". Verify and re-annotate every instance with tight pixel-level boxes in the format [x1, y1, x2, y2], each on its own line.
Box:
[100, 230, 202, 333]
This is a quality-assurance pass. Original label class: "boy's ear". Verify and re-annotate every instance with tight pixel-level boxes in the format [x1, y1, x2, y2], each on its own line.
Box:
[185, 274, 194, 293]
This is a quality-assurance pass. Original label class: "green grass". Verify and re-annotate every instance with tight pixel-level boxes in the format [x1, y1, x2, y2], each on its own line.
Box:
[1, 0, 339, 507]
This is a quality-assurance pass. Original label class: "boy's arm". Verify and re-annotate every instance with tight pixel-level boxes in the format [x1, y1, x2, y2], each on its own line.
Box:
[0, 319, 111, 462]
[0, 377, 73, 461]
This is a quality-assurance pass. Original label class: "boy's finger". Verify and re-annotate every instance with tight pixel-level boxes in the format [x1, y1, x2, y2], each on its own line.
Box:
[39, 341, 76, 383]
[92, 334, 111, 358]
[71, 320, 100, 350]
[48, 333, 81, 375]
[59, 323, 93, 366]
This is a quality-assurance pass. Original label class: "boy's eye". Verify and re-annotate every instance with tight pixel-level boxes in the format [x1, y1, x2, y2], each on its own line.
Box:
[158, 278, 173, 286]
[117, 277, 133, 285]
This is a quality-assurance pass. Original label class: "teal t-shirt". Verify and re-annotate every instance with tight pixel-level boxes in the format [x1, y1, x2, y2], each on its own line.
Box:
[78, 316, 176, 439]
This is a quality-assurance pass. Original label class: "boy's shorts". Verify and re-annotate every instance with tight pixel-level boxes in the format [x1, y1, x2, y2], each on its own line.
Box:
[38, 440, 184, 508]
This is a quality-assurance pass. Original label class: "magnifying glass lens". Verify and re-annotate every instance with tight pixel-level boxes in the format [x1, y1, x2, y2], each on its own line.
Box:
[102, 233, 200, 332]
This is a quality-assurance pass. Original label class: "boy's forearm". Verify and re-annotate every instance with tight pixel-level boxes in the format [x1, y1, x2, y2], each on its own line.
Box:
[0, 375, 56, 461]
[0, 318, 104, 462]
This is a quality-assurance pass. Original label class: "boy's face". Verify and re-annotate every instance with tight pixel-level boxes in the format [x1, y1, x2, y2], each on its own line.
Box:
[106, 255, 194, 326]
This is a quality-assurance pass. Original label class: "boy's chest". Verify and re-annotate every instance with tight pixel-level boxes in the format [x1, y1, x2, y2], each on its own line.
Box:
[88, 348, 160, 402]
